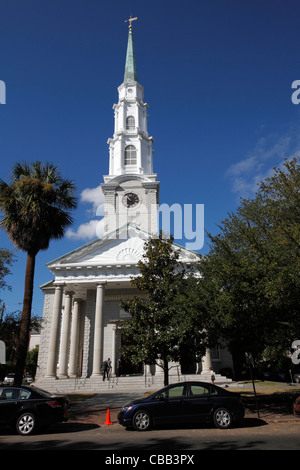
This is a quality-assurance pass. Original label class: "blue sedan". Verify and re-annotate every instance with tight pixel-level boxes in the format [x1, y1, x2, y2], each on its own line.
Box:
[118, 381, 244, 431]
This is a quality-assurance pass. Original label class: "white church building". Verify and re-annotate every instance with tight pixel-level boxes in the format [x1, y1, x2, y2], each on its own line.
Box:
[35, 19, 233, 393]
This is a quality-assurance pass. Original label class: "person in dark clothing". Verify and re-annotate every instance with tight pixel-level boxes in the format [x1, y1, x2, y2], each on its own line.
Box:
[102, 360, 108, 381]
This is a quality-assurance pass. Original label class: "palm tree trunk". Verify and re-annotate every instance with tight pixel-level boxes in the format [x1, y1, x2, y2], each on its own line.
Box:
[14, 252, 36, 386]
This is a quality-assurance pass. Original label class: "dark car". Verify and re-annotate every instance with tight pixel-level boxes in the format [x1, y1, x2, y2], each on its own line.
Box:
[0, 385, 69, 435]
[293, 396, 300, 416]
[118, 381, 244, 431]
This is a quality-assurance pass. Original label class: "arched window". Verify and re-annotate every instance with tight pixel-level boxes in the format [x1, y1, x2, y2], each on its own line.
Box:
[124, 145, 137, 165]
[126, 116, 135, 130]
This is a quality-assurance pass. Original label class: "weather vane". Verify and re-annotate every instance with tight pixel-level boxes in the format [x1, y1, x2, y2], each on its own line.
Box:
[125, 15, 138, 29]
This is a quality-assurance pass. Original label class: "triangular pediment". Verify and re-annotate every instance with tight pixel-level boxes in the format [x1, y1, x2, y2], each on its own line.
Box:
[47, 224, 199, 273]
[47, 225, 151, 269]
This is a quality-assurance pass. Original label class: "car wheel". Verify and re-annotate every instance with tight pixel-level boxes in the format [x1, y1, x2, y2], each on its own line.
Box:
[213, 408, 233, 429]
[16, 412, 36, 435]
[132, 410, 152, 431]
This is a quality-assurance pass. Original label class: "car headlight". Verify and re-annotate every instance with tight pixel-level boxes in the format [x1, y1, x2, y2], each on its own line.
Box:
[121, 405, 134, 412]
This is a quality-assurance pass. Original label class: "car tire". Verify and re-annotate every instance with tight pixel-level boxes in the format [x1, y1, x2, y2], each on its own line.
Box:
[16, 412, 36, 435]
[132, 410, 152, 431]
[213, 407, 233, 429]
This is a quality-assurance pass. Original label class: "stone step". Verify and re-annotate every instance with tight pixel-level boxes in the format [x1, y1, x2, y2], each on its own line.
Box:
[34, 372, 232, 394]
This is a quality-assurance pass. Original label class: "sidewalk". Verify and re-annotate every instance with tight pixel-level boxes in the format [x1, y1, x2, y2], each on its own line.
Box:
[67, 392, 137, 426]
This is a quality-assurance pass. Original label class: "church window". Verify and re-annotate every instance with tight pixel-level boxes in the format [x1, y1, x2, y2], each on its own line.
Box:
[211, 347, 220, 360]
[126, 116, 135, 130]
[124, 145, 137, 165]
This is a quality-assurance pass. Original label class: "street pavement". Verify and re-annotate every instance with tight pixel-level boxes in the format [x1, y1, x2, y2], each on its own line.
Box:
[1, 388, 300, 451]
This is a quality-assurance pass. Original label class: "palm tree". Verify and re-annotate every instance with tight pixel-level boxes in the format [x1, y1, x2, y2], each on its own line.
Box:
[0, 161, 77, 385]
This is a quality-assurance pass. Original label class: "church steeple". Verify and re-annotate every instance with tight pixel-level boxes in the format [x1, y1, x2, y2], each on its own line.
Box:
[124, 17, 138, 83]
[105, 17, 154, 179]
[101, 18, 159, 236]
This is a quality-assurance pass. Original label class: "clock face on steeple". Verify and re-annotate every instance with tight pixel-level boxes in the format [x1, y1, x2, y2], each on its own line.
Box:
[122, 192, 139, 208]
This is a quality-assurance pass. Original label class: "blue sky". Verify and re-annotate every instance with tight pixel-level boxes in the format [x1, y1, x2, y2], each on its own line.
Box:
[1, 0, 300, 316]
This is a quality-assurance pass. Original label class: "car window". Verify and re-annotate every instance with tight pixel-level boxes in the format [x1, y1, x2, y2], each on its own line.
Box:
[157, 385, 185, 400]
[190, 384, 210, 396]
[0, 388, 30, 400]
[19, 389, 31, 399]
[168, 385, 185, 398]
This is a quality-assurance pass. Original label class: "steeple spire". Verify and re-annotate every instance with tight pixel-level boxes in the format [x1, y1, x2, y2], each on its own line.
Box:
[102, 16, 159, 236]
[124, 16, 138, 83]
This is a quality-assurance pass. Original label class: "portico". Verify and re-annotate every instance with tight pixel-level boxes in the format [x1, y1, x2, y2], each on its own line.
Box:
[37, 225, 214, 386]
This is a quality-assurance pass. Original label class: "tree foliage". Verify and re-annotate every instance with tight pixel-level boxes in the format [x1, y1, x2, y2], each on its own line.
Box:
[0, 311, 41, 365]
[0, 161, 77, 385]
[201, 158, 300, 370]
[120, 233, 207, 385]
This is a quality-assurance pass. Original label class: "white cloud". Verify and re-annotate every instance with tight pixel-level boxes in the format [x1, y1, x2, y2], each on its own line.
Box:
[81, 184, 104, 213]
[226, 126, 300, 198]
[66, 220, 99, 240]
[66, 185, 105, 240]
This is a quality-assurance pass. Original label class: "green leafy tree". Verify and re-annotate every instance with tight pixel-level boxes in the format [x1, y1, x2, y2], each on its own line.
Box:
[0, 311, 41, 366]
[25, 346, 39, 377]
[0, 161, 77, 385]
[202, 158, 300, 372]
[120, 233, 207, 385]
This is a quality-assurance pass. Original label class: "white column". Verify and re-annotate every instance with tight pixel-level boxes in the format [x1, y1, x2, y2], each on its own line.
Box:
[201, 348, 213, 373]
[92, 283, 106, 376]
[69, 298, 81, 377]
[58, 291, 73, 377]
[46, 284, 64, 377]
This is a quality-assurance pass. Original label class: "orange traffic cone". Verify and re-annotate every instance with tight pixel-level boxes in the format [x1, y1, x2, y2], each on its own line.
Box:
[104, 408, 113, 425]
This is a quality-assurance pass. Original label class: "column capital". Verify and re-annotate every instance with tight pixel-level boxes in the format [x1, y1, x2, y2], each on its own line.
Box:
[64, 290, 74, 296]
[96, 281, 107, 287]
[53, 282, 65, 288]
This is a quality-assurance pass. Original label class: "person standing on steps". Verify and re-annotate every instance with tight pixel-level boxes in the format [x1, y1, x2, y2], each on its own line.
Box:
[210, 367, 216, 384]
[107, 358, 112, 380]
[102, 360, 108, 381]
